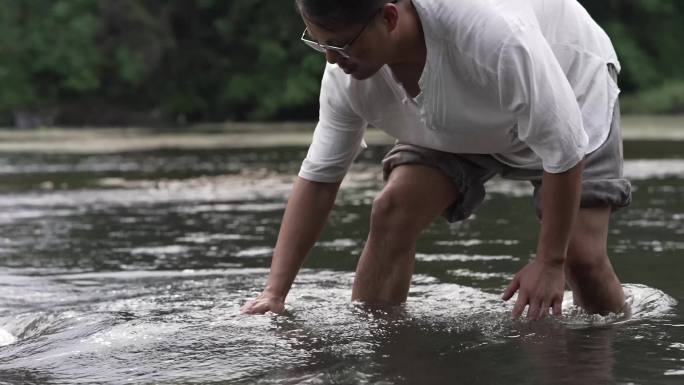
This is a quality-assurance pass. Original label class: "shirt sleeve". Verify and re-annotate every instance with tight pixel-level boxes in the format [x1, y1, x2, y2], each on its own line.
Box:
[497, 27, 588, 173]
[298, 64, 367, 183]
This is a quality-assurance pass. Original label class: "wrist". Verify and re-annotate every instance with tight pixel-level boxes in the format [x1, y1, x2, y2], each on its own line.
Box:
[262, 286, 287, 302]
[535, 252, 566, 266]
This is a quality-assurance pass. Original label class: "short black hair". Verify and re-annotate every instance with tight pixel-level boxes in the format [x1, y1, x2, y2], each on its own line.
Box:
[295, 0, 390, 29]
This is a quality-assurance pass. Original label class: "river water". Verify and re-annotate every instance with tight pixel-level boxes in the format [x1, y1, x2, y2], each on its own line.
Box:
[0, 140, 682, 384]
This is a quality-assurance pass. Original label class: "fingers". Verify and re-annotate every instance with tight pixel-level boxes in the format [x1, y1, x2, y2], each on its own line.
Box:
[538, 301, 550, 319]
[538, 297, 564, 318]
[512, 293, 527, 319]
[240, 301, 259, 314]
[511, 297, 563, 320]
[501, 277, 520, 301]
[241, 303, 268, 315]
[528, 299, 562, 320]
[552, 298, 563, 316]
[527, 299, 541, 320]
[240, 299, 285, 315]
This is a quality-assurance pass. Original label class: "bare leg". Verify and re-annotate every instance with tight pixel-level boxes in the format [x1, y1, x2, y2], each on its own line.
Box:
[352, 165, 459, 304]
[565, 206, 625, 314]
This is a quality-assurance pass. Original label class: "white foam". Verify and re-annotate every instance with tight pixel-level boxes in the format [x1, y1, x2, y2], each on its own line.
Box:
[664, 369, 684, 376]
[235, 247, 273, 258]
[559, 284, 677, 329]
[416, 253, 518, 262]
[447, 269, 514, 280]
[0, 327, 17, 346]
[126, 245, 189, 255]
[77, 322, 180, 352]
[274, 274, 676, 334]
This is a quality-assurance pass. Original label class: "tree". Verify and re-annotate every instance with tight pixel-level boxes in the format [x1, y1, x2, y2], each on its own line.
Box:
[1, 0, 682, 128]
[0, 0, 102, 127]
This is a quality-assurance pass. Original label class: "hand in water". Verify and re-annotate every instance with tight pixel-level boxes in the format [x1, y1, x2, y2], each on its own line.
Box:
[240, 292, 285, 315]
[502, 258, 565, 320]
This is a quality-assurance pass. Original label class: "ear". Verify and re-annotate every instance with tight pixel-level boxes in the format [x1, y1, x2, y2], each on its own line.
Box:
[381, 3, 400, 33]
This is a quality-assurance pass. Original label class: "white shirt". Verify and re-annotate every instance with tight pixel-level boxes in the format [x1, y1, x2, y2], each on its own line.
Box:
[299, 0, 621, 183]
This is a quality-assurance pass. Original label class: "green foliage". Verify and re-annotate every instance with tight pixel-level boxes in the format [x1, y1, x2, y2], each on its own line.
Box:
[99, 1, 174, 88]
[580, 0, 684, 96]
[156, 0, 323, 121]
[0, 0, 102, 111]
[0, 0, 682, 126]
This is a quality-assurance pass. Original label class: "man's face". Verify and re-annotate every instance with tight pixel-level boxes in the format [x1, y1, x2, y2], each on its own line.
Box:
[304, 16, 389, 80]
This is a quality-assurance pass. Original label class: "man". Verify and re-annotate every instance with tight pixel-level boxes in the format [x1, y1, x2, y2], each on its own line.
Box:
[241, 0, 631, 319]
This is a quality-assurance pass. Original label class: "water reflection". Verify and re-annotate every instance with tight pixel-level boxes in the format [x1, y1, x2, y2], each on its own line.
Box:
[517, 323, 617, 385]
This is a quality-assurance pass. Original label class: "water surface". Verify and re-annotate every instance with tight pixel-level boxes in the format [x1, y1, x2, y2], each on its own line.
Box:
[0, 141, 682, 384]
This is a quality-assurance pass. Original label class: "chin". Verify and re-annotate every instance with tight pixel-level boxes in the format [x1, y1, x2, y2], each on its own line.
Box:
[350, 66, 382, 80]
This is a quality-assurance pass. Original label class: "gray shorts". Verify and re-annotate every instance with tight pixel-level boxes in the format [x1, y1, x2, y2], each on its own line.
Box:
[381, 68, 632, 223]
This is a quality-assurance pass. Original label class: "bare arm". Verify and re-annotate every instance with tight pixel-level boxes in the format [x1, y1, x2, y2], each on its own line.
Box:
[536, 160, 584, 264]
[241, 176, 341, 314]
[502, 160, 584, 319]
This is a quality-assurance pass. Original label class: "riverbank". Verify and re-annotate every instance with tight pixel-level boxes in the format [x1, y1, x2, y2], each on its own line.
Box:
[0, 115, 682, 153]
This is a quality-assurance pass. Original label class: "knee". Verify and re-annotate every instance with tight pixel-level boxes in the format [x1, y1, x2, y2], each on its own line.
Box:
[370, 189, 420, 236]
[565, 241, 609, 279]
[565, 207, 614, 279]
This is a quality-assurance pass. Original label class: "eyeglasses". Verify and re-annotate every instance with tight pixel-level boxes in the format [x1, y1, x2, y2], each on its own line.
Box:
[300, 0, 397, 59]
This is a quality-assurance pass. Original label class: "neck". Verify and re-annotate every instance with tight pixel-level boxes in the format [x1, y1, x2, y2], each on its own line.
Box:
[388, 0, 426, 68]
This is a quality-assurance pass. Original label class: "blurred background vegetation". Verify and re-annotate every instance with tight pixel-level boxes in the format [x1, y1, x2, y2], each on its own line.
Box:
[0, 0, 682, 128]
